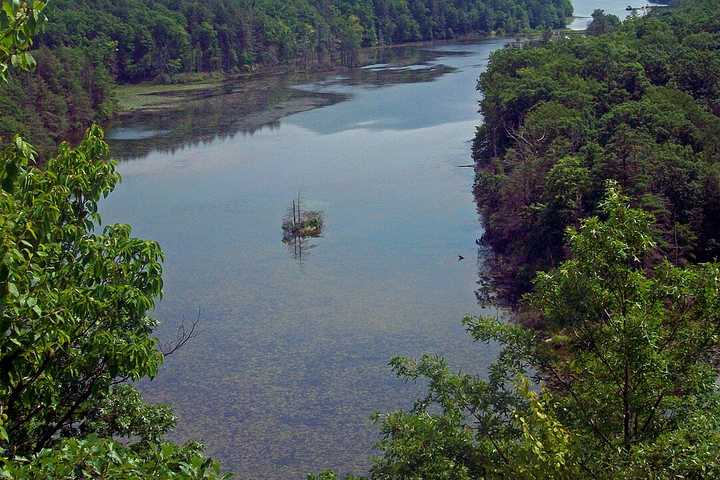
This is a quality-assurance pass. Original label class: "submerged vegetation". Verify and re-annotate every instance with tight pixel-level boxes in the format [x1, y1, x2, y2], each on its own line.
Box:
[314, 0, 720, 478]
[3, 0, 720, 478]
[317, 183, 720, 479]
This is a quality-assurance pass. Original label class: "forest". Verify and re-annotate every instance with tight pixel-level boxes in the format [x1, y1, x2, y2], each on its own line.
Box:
[0, 0, 572, 157]
[473, 0, 720, 301]
[316, 2, 720, 478]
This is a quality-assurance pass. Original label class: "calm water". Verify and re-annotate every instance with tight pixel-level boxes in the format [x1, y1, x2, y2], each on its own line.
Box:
[568, 0, 666, 29]
[101, 0, 632, 474]
[103, 41, 502, 478]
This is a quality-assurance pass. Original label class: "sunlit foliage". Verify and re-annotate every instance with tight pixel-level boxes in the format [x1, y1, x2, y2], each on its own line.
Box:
[318, 184, 720, 479]
[0, 9, 227, 478]
[473, 0, 720, 300]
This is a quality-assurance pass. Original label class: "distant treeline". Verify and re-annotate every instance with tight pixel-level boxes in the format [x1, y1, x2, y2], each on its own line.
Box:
[473, 0, 720, 301]
[40, 0, 573, 82]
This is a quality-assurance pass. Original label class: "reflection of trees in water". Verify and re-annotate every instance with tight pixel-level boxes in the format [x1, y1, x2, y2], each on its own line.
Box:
[284, 236, 318, 263]
[473, 211, 525, 310]
[108, 45, 470, 161]
[108, 86, 320, 160]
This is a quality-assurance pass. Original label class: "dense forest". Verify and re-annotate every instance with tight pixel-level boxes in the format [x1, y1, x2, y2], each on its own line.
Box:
[315, 182, 720, 479]
[0, 0, 572, 157]
[307, 2, 720, 478]
[472, 0, 720, 301]
[41, 0, 573, 81]
[0, 46, 115, 156]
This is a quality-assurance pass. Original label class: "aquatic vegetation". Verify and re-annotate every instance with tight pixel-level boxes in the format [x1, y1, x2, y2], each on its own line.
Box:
[282, 195, 324, 243]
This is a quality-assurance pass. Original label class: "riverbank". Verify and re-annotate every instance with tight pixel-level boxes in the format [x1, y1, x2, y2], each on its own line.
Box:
[106, 38, 473, 158]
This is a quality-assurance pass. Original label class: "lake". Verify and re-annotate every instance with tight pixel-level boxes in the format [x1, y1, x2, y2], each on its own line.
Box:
[102, 1, 624, 474]
[568, 0, 666, 30]
[103, 40, 501, 478]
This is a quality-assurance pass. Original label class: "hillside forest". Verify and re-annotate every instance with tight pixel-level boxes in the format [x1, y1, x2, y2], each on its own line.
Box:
[4, 0, 720, 478]
[473, 0, 720, 302]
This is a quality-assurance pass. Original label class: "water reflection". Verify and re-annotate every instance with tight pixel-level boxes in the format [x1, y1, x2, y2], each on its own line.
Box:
[101, 39, 506, 479]
[98, 1, 658, 476]
[107, 47, 465, 160]
[568, 0, 665, 29]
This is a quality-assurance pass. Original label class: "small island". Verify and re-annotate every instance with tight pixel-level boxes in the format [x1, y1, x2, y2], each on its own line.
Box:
[282, 195, 324, 242]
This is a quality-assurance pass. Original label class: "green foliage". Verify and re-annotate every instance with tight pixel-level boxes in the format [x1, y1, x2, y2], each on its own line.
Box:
[0, 0, 47, 81]
[0, 45, 117, 158]
[85, 384, 177, 444]
[0, 126, 227, 478]
[0, 11, 226, 477]
[40, 0, 573, 83]
[5, 435, 227, 479]
[473, 0, 720, 299]
[332, 184, 720, 479]
[1, 0, 575, 153]
[0, 1, 114, 158]
[587, 9, 620, 36]
[1, 127, 157, 453]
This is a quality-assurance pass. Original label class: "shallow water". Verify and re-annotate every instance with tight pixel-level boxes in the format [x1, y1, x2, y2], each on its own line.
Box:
[101, 0, 636, 474]
[103, 40, 502, 478]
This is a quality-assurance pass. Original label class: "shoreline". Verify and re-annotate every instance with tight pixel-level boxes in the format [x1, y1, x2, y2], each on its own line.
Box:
[108, 28, 583, 153]
[112, 32, 529, 116]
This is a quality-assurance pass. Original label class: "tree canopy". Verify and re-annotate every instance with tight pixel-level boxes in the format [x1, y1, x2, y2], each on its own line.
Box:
[314, 184, 720, 479]
[313, 1, 720, 477]
[473, 0, 720, 301]
[0, 0, 575, 158]
[40, 0, 573, 82]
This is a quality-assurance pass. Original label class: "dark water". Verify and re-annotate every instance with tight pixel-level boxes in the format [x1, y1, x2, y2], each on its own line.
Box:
[102, 40, 503, 478]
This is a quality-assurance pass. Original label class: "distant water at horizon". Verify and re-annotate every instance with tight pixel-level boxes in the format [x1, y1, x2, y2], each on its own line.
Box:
[568, 0, 666, 30]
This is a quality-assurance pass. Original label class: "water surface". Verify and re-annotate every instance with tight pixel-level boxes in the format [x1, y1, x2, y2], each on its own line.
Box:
[568, 0, 666, 29]
[101, 0, 641, 474]
[103, 41, 503, 478]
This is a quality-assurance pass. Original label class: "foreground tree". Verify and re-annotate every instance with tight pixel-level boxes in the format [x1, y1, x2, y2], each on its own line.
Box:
[0, 2, 226, 477]
[319, 184, 720, 479]
[0, 0, 46, 80]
